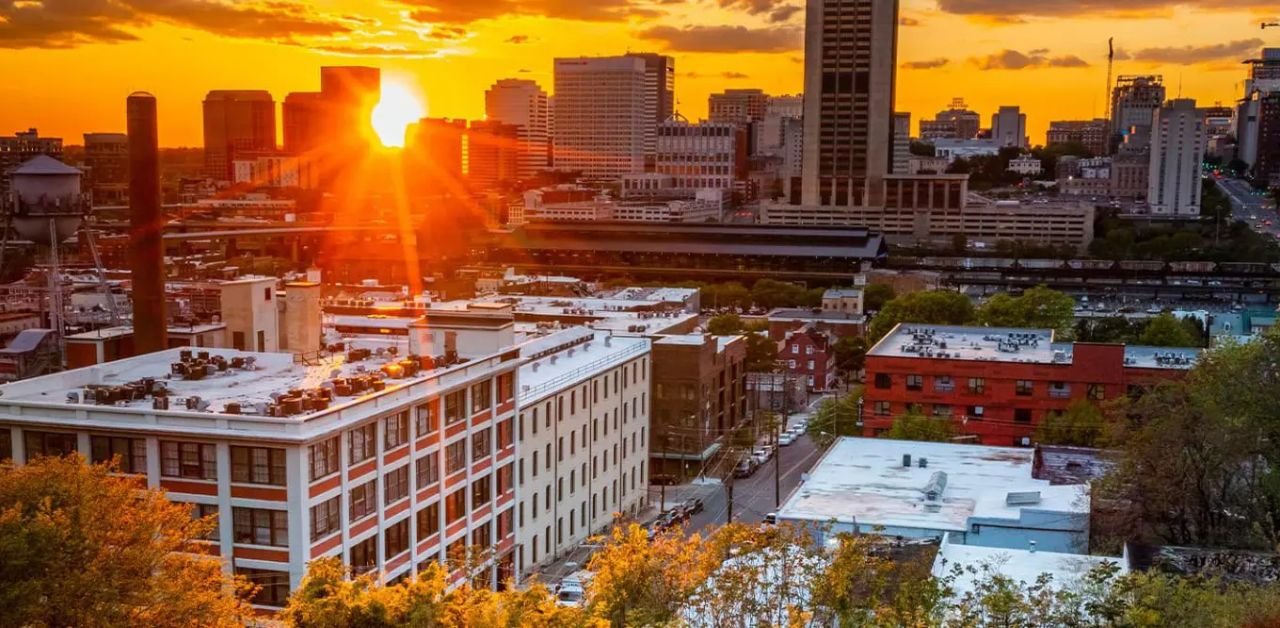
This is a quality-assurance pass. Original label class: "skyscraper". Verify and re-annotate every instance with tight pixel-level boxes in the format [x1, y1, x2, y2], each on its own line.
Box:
[624, 53, 675, 126]
[553, 55, 656, 180]
[201, 90, 275, 181]
[484, 79, 550, 180]
[991, 106, 1028, 149]
[1110, 75, 1166, 149]
[801, 0, 899, 207]
[468, 120, 520, 191]
[404, 118, 466, 196]
[282, 92, 325, 155]
[1237, 48, 1280, 178]
[1148, 99, 1205, 216]
[708, 89, 769, 124]
[892, 113, 911, 174]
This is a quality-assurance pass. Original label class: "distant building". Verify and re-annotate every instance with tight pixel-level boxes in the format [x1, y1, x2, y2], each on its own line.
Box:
[919, 98, 982, 141]
[1046, 119, 1109, 156]
[1110, 151, 1150, 200]
[0, 129, 62, 197]
[907, 155, 950, 175]
[83, 132, 129, 205]
[991, 106, 1028, 149]
[779, 326, 837, 390]
[708, 88, 769, 124]
[231, 155, 320, 190]
[1148, 99, 1206, 216]
[931, 138, 1000, 163]
[202, 90, 276, 182]
[801, 0, 898, 207]
[1058, 156, 1112, 198]
[282, 92, 326, 155]
[756, 94, 803, 157]
[1254, 92, 1280, 189]
[1236, 49, 1280, 178]
[552, 55, 664, 180]
[484, 79, 551, 180]
[655, 119, 746, 193]
[892, 112, 912, 174]
[1007, 154, 1042, 176]
[404, 118, 467, 196]
[651, 334, 746, 478]
[1111, 75, 1166, 150]
[469, 121, 520, 191]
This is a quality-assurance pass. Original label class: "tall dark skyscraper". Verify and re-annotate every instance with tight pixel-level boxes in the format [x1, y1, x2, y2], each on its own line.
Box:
[127, 92, 167, 353]
[201, 90, 276, 181]
[800, 0, 899, 207]
[320, 66, 381, 144]
[282, 91, 325, 155]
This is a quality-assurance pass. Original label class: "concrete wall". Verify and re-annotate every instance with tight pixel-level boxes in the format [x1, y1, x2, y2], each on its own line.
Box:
[220, 277, 279, 352]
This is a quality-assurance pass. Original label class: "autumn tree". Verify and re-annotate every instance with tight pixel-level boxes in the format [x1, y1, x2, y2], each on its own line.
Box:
[0, 455, 254, 627]
[585, 523, 713, 626]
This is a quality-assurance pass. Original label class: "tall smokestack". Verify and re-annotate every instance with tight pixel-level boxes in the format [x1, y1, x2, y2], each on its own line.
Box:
[127, 92, 167, 353]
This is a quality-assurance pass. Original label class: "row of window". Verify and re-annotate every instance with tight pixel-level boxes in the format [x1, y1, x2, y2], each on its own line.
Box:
[875, 373, 1105, 400]
[310, 409, 514, 483]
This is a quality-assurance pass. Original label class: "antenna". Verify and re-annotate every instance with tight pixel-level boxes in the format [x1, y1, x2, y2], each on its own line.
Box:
[1104, 37, 1115, 122]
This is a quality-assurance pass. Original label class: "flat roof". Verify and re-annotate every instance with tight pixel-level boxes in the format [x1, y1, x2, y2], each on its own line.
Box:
[518, 330, 649, 404]
[778, 437, 1088, 533]
[869, 323, 1200, 369]
[932, 536, 1125, 600]
[768, 308, 866, 323]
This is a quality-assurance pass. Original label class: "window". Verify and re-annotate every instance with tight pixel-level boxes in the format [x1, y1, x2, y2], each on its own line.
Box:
[472, 477, 491, 507]
[497, 372, 514, 403]
[90, 435, 146, 473]
[472, 428, 491, 460]
[24, 431, 78, 461]
[444, 390, 467, 424]
[416, 402, 438, 437]
[237, 568, 290, 607]
[446, 440, 466, 474]
[472, 524, 492, 548]
[348, 423, 376, 464]
[0, 429, 10, 461]
[350, 536, 377, 574]
[967, 405, 985, 418]
[873, 401, 891, 416]
[385, 465, 409, 505]
[349, 479, 378, 521]
[416, 455, 440, 489]
[160, 441, 217, 479]
[932, 404, 952, 417]
[1016, 380, 1034, 397]
[230, 446, 286, 486]
[497, 419, 513, 450]
[967, 378, 985, 394]
[417, 502, 440, 539]
[497, 463, 513, 494]
[445, 489, 466, 524]
[309, 437, 339, 480]
[384, 411, 409, 449]
[1014, 408, 1032, 423]
[874, 373, 892, 389]
[232, 507, 288, 547]
[497, 509, 513, 539]
[1049, 381, 1071, 399]
[472, 381, 492, 413]
[934, 376, 955, 392]
[1088, 384, 1105, 401]
[906, 375, 924, 391]
[311, 496, 341, 541]
[385, 519, 409, 558]
[186, 502, 220, 541]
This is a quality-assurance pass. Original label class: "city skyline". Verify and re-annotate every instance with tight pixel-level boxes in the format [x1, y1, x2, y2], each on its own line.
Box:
[0, 1, 1273, 147]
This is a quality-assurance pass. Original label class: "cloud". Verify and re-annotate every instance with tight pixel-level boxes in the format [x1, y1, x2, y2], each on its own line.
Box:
[937, 0, 1272, 19]
[421, 24, 467, 39]
[505, 34, 529, 43]
[400, 0, 656, 25]
[0, 0, 366, 49]
[1124, 38, 1265, 65]
[722, 71, 749, 79]
[899, 16, 921, 26]
[307, 43, 433, 58]
[768, 5, 801, 22]
[637, 24, 801, 53]
[972, 49, 1091, 69]
[901, 57, 949, 69]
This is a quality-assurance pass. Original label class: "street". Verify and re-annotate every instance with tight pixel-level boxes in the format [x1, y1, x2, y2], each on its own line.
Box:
[1217, 176, 1280, 239]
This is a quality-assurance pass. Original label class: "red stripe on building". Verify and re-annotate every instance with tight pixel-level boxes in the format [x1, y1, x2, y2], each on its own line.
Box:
[310, 533, 343, 558]
[230, 485, 287, 501]
[350, 516, 378, 538]
[384, 445, 410, 464]
[349, 459, 377, 481]
[160, 479, 218, 496]
[415, 484, 440, 503]
[416, 533, 441, 555]
[309, 474, 341, 498]
[233, 546, 290, 563]
[385, 499, 410, 519]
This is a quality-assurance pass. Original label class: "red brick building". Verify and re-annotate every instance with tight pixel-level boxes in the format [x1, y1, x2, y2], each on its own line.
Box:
[863, 324, 1199, 446]
[779, 325, 836, 391]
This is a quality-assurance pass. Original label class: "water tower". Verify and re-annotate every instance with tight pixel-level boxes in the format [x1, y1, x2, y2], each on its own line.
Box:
[2, 155, 93, 348]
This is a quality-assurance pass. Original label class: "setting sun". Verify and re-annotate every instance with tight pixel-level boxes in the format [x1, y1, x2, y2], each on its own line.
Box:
[371, 82, 426, 148]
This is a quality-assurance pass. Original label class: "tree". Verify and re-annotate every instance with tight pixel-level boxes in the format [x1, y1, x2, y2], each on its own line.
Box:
[883, 408, 955, 442]
[832, 336, 868, 378]
[585, 524, 711, 626]
[706, 313, 744, 336]
[868, 290, 975, 342]
[1138, 312, 1201, 347]
[0, 456, 254, 627]
[808, 391, 863, 447]
[1034, 399, 1107, 447]
[862, 283, 895, 313]
[1075, 315, 1139, 344]
[976, 285, 1076, 338]
[743, 330, 779, 373]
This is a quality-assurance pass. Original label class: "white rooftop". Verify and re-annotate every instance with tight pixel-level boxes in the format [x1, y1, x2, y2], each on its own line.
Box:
[778, 437, 1087, 533]
[932, 534, 1126, 600]
[823, 288, 862, 299]
[517, 329, 649, 404]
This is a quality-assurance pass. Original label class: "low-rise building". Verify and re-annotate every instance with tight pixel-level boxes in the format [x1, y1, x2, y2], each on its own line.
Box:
[821, 288, 863, 316]
[863, 324, 1199, 446]
[1007, 154, 1043, 176]
[778, 325, 836, 391]
[778, 437, 1091, 553]
[651, 334, 746, 479]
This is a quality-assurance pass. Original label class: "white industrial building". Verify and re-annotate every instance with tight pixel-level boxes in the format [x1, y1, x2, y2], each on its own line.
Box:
[1147, 98, 1206, 217]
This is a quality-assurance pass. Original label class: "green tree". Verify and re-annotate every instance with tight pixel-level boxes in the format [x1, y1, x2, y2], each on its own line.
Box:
[883, 408, 955, 442]
[809, 391, 863, 447]
[863, 283, 896, 312]
[868, 290, 975, 342]
[706, 313, 744, 336]
[976, 285, 1076, 338]
[1137, 312, 1201, 347]
[1034, 399, 1107, 447]
[1075, 315, 1139, 344]
[743, 330, 779, 372]
[0, 456, 254, 627]
[832, 336, 868, 378]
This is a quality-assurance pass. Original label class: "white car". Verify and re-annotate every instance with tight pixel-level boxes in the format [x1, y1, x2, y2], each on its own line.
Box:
[778, 432, 797, 446]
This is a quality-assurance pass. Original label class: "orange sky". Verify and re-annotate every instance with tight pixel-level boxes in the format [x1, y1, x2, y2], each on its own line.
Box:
[0, 0, 1276, 147]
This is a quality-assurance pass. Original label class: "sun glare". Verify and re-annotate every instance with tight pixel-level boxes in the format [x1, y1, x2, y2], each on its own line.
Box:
[371, 81, 425, 148]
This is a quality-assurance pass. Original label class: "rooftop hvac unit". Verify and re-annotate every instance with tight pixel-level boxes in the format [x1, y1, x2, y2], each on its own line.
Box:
[153, 396, 170, 410]
[1005, 491, 1041, 506]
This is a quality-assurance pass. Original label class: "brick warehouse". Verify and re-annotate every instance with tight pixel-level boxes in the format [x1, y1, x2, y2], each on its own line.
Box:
[862, 324, 1200, 446]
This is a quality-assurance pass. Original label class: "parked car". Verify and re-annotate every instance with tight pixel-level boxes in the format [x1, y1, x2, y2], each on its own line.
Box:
[733, 458, 756, 478]
[682, 498, 704, 515]
[556, 570, 594, 607]
[762, 512, 777, 525]
[752, 446, 774, 463]
[778, 432, 797, 446]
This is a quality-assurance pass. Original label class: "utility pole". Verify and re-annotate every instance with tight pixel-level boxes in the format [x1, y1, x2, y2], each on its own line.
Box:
[774, 409, 784, 507]
[726, 472, 735, 524]
[660, 434, 668, 512]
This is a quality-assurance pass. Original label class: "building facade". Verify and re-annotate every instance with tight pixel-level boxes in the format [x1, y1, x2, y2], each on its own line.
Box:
[469, 121, 520, 191]
[552, 56, 656, 181]
[83, 132, 129, 205]
[708, 89, 769, 124]
[1046, 120, 1109, 156]
[779, 326, 836, 391]
[202, 91, 276, 182]
[484, 79, 551, 180]
[920, 98, 982, 141]
[655, 119, 746, 192]
[991, 106, 1028, 149]
[801, 0, 898, 207]
[404, 118, 467, 196]
[0, 128, 62, 196]
[1147, 99, 1206, 216]
[650, 335, 746, 478]
[1111, 75, 1166, 149]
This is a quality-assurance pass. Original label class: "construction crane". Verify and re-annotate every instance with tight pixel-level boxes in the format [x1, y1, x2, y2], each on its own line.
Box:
[1104, 37, 1115, 122]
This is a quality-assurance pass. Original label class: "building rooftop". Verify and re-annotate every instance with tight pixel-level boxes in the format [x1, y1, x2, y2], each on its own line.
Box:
[932, 534, 1125, 600]
[517, 329, 649, 404]
[768, 308, 866, 323]
[869, 323, 1201, 369]
[12, 154, 81, 176]
[823, 288, 862, 299]
[777, 437, 1088, 533]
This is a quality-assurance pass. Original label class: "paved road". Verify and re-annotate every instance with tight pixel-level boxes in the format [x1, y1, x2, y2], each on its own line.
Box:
[1218, 176, 1280, 240]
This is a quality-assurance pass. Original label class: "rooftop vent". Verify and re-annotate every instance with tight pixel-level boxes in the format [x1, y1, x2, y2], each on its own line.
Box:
[1005, 491, 1041, 506]
[923, 471, 948, 501]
